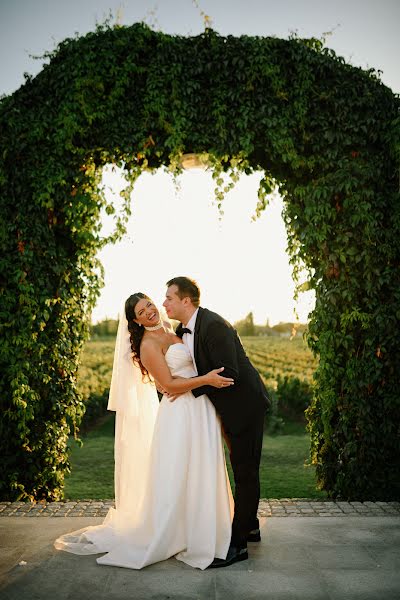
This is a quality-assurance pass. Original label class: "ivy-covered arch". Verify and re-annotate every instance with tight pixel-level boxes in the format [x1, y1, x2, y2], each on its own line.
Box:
[1, 23, 399, 501]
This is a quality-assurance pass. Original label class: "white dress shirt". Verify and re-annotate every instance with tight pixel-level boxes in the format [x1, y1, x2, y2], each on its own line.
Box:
[182, 308, 199, 374]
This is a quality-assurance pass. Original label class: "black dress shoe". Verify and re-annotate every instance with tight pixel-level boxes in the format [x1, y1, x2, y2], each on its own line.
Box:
[247, 528, 261, 542]
[207, 545, 248, 569]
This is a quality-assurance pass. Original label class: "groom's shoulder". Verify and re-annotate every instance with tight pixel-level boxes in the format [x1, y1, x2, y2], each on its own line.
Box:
[200, 307, 233, 328]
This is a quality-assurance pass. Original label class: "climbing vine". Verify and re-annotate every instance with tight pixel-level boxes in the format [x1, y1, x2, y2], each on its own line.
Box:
[0, 22, 399, 501]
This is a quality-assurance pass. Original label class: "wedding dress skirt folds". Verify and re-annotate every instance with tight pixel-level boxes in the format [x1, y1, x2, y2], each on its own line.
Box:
[54, 343, 233, 569]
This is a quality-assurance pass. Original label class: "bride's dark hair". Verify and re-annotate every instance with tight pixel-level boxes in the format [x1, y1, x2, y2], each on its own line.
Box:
[125, 292, 152, 381]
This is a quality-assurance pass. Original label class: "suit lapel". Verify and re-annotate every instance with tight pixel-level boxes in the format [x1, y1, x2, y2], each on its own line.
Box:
[194, 307, 204, 367]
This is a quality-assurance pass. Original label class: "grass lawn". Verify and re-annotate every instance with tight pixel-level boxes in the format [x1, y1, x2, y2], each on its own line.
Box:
[65, 416, 115, 499]
[64, 415, 326, 500]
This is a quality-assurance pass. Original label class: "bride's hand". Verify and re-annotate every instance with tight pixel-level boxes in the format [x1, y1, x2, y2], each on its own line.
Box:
[205, 367, 234, 389]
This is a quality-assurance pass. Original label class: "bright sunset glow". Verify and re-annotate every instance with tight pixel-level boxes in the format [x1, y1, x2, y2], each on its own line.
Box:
[93, 166, 315, 326]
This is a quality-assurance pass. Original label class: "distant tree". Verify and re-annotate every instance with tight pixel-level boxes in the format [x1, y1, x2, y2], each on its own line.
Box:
[254, 317, 274, 336]
[91, 318, 118, 337]
[234, 312, 255, 336]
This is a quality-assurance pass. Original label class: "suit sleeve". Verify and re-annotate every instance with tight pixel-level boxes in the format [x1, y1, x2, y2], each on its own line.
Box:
[192, 320, 240, 398]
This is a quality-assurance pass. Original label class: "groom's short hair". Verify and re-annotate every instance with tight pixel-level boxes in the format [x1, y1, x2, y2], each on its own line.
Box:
[166, 276, 200, 307]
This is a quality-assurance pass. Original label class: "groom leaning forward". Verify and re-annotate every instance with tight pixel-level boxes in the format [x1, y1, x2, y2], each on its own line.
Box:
[163, 276, 270, 568]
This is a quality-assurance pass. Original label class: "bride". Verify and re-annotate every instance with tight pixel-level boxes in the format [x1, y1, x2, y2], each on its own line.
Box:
[54, 292, 234, 570]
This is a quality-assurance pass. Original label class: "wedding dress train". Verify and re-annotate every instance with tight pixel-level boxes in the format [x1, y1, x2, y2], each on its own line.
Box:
[54, 343, 234, 569]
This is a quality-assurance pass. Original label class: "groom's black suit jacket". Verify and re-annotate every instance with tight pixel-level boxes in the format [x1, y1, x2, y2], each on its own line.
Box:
[177, 307, 270, 434]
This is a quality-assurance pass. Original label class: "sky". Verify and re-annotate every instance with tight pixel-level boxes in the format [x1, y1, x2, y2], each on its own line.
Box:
[1, 0, 399, 325]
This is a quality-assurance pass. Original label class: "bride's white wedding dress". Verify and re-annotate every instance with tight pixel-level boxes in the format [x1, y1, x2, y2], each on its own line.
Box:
[55, 343, 234, 570]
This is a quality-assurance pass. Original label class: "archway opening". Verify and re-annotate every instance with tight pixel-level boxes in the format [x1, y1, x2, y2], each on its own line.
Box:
[94, 163, 315, 326]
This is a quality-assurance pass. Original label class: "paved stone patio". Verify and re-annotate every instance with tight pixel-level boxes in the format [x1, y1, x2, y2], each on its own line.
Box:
[1, 514, 399, 599]
[1, 499, 399, 518]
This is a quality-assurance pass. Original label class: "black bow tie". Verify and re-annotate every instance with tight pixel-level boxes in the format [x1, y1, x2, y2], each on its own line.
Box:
[176, 325, 192, 338]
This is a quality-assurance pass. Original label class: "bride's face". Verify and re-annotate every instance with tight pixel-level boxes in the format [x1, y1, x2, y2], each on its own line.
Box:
[134, 298, 160, 327]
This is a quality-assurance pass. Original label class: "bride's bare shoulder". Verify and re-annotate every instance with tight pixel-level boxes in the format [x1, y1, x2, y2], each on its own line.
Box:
[140, 336, 163, 358]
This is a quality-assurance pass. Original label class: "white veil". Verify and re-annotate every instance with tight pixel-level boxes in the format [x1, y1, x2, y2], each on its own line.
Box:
[107, 307, 160, 522]
[54, 306, 160, 554]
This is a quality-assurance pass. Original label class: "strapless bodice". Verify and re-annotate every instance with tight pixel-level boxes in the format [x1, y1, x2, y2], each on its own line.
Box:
[165, 343, 196, 378]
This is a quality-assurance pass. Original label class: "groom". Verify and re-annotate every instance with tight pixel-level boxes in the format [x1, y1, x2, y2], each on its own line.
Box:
[163, 276, 270, 568]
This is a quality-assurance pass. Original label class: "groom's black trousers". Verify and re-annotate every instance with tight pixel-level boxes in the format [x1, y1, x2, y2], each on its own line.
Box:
[223, 410, 265, 549]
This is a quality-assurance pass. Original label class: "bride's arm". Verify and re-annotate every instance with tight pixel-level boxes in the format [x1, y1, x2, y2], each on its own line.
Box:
[140, 343, 234, 395]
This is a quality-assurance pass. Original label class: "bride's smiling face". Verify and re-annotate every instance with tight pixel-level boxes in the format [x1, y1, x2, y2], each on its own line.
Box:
[134, 298, 160, 327]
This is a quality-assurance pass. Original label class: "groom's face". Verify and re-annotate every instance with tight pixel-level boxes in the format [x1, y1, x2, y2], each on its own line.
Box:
[163, 285, 186, 321]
